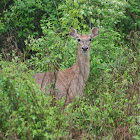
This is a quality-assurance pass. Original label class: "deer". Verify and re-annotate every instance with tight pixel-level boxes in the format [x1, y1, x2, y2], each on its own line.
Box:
[33, 27, 99, 104]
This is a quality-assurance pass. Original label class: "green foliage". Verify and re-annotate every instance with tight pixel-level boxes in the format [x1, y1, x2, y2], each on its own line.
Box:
[0, 0, 139, 139]
[0, 55, 70, 139]
[0, 19, 5, 32]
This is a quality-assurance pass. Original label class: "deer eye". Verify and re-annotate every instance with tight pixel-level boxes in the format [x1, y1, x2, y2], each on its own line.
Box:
[77, 39, 81, 42]
[89, 39, 92, 41]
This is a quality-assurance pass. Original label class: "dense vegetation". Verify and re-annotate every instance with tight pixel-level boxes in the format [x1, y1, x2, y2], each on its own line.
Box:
[0, 0, 139, 139]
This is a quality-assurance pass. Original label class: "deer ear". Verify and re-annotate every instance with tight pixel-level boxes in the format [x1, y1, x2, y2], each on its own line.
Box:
[69, 28, 78, 38]
[90, 27, 99, 38]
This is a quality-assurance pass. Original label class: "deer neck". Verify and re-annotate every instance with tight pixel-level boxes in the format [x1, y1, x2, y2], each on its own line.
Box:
[75, 47, 90, 82]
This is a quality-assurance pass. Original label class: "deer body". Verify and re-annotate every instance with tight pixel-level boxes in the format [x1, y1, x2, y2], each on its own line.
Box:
[33, 27, 99, 104]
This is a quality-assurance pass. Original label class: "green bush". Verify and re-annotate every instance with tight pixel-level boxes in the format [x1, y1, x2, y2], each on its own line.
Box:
[0, 0, 139, 139]
[0, 55, 70, 139]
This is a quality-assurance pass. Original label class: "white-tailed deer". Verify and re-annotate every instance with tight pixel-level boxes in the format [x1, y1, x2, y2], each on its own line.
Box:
[33, 27, 99, 104]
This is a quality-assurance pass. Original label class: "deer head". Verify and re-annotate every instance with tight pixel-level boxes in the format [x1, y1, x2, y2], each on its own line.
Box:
[69, 27, 99, 54]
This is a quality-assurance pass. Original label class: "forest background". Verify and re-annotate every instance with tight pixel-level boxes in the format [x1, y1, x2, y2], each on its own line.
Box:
[0, 0, 139, 139]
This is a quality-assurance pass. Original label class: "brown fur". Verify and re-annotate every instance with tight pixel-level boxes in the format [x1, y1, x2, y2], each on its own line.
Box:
[33, 27, 99, 104]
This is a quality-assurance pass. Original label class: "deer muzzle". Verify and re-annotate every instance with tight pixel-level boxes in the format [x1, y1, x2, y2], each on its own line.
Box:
[82, 46, 88, 51]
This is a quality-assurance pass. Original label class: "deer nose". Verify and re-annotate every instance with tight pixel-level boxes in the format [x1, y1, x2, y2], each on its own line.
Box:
[82, 46, 88, 51]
